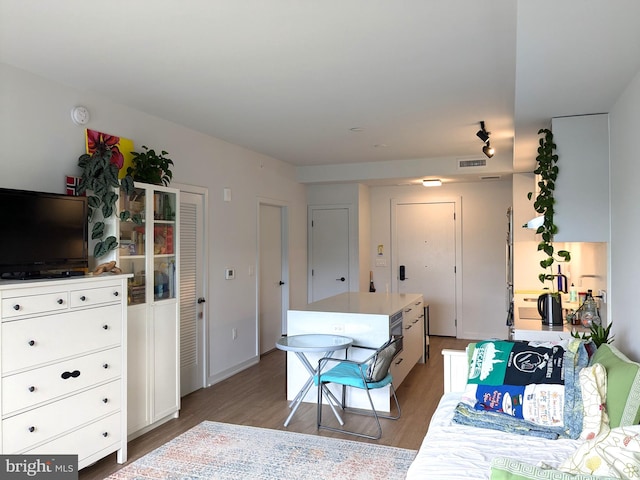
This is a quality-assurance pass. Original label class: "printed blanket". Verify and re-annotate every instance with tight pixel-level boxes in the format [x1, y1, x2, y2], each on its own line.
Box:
[453, 339, 591, 439]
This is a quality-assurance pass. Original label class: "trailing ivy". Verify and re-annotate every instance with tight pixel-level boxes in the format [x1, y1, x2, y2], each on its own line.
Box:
[527, 128, 571, 288]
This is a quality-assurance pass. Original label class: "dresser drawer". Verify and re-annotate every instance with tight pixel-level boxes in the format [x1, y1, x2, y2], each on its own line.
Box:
[26, 412, 122, 467]
[3, 348, 122, 415]
[2, 305, 122, 373]
[2, 291, 69, 319]
[70, 284, 124, 309]
[3, 380, 121, 453]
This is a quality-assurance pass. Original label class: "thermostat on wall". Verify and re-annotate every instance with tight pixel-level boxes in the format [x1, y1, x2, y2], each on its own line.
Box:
[71, 106, 90, 126]
[225, 268, 235, 280]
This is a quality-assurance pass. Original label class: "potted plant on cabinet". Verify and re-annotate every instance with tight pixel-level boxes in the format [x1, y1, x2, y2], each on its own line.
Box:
[527, 128, 571, 325]
[127, 146, 174, 186]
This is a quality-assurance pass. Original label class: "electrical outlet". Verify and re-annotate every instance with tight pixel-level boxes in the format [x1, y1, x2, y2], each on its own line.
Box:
[598, 289, 607, 304]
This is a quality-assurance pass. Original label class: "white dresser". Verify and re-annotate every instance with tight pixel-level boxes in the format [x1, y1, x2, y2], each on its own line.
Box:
[0, 275, 128, 469]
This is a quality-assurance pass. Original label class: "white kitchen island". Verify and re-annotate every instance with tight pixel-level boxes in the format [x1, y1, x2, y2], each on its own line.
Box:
[285, 292, 424, 413]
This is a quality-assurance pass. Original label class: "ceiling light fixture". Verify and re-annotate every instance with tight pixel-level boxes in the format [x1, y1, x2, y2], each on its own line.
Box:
[476, 121, 490, 143]
[422, 179, 442, 187]
[477, 120, 495, 158]
[482, 141, 495, 158]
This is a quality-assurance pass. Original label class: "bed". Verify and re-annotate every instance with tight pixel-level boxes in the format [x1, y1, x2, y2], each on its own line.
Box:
[406, 341, 640, 480]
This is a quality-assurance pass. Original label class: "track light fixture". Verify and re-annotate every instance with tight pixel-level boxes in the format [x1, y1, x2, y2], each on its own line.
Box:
[476, 120, 495, 158]
[476, 121, 490, 143]
[483, 141, 495, 158]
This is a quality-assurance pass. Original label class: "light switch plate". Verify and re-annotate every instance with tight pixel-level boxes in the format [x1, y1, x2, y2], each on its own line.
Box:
[225, 268, 235, 280]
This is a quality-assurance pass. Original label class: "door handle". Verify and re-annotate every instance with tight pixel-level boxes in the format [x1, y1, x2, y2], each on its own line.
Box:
[279, 281, 285, 286]
[336, 277, 346, 282]
[197, 298, 206, 304]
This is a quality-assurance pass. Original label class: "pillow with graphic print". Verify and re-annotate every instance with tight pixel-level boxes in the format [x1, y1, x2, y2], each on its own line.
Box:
[589, 344, 640, 428]
[558, 425, 640, 478]
[490, 457, 617, 480]
[579, 363, 609, 440]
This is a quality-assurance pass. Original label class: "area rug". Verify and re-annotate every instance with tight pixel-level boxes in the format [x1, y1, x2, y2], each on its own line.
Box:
[106, 421, 416, 479]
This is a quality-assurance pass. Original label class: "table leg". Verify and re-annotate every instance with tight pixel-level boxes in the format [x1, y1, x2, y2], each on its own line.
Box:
[283, 351, 345, 427]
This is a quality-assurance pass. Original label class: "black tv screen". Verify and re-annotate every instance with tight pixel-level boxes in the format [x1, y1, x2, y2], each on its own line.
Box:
[0, 188, 88, 278]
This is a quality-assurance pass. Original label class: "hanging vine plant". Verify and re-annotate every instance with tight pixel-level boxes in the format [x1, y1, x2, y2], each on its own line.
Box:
[77, 141, 140, 258]
[527, 128, 571, 289]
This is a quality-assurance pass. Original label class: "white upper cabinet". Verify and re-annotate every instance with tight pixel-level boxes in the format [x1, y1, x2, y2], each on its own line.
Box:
[552, 114, 610, 243]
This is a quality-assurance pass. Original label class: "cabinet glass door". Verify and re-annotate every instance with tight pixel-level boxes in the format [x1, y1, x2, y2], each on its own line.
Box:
[119, 187, 147, 306]
[152, 190, 177, 301]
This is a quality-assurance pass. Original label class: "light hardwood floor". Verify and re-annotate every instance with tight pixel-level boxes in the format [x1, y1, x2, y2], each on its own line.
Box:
[80, 336, 471, 479]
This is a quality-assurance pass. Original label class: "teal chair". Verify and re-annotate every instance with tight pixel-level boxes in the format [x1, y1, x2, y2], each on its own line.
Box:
[315, 336, 402, 439]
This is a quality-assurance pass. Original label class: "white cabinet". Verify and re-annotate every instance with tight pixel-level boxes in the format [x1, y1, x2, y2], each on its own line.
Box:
[116, 183, 180, 438]
[0, 276, 128, 470]
[391, 298, 425, 387]
[552, 114, 610, 242]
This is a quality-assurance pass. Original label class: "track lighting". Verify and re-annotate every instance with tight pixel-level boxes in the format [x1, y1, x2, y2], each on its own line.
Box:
[482, 141, 495, 158]
[476, 121, 490, 143]
[477, 120, 495, 158]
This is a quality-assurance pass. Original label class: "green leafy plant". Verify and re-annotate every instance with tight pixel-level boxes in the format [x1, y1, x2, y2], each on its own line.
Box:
[571, 322, 614, 348]
[526, 128, 571, 291]
[77, 142, 139, 258]
[127, 146, 174, 186]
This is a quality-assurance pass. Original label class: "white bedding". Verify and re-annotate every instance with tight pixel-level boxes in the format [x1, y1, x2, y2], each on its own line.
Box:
[406, 392, 585, 479]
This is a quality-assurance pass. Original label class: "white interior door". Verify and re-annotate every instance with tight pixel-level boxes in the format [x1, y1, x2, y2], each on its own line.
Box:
[309, 207, 350, 302]
[178, 188, 207, 397]
[259, 204, 284, 355]
[395, 202, 457, 337]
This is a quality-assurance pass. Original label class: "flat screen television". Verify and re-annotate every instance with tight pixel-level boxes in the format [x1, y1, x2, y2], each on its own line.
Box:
[0, 188, 89, 279]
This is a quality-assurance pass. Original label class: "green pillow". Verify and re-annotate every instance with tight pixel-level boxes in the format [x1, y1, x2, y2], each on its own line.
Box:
[590, 344, 640, 428]
[490, 457, 616, 480]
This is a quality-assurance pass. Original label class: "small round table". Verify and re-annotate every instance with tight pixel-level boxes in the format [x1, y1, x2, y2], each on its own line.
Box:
[276, 334, 353, 427]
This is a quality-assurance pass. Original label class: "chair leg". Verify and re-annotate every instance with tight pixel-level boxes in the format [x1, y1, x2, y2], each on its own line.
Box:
[317, 383, 401, 440]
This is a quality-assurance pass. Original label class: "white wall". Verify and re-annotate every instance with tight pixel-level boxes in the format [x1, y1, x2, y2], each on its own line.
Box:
[0, 63, 308, 385]
[610, 68, 640, 360]
[370, 179, 512, 340]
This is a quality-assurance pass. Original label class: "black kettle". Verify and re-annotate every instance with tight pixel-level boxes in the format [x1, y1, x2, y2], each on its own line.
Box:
[537, 293, 563, 326]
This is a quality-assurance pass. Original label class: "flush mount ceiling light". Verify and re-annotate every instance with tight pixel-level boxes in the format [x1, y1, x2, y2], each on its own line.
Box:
[422, 179, 442, 187]
[482, 141, 495, 158]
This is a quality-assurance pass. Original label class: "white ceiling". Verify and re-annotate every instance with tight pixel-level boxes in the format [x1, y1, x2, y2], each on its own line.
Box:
[1, 1, 639, 184]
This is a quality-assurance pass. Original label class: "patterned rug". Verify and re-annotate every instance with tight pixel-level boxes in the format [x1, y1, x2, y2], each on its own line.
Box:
[106, 421, 416, 479]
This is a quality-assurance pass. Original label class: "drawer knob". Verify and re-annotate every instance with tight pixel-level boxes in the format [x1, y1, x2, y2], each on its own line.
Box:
[57, 298, 64, 305]
[113, 291, 119, 297]
[103, 363, 109, 369]
[102, 398, 109, 404]
[13, 304, 20, 311]
[103, 324, 109, 330]
[80, 295, 87, 302]
[61, 370, 81, 379]
[28, 426, 36, 433]
[28, 340, 36, 347]
[28, 386, 35, 393]
[102, 432, 109, 438]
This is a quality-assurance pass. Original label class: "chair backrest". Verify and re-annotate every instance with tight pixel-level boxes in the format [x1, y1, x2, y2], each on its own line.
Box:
[365, 336, 402, 382]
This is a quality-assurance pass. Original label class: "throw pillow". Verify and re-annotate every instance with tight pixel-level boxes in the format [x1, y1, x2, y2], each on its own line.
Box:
[590, 344, 640, 428]
[558, 425, 640, 478]
[490, 457, 617, 480]
[366, 338, 398, 382]
[579, 363, 609, 440]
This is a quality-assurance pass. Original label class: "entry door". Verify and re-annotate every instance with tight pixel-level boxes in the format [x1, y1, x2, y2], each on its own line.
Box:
[309, 207, 349, 302]
[259, 204, 285, 355]
[395, 202, 457, 336]
[179, 189, 207, 396]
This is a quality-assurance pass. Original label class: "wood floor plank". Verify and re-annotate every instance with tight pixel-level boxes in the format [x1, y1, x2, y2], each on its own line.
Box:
[80, 336, 472, 479]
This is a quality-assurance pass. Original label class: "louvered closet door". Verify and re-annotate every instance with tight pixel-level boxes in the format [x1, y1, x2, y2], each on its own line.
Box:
[179, 190, 206, 396]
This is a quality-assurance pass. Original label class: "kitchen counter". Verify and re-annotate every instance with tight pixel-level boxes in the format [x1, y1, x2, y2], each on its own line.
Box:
[292, 292, 423, 316]
[511, 317, 589, 342]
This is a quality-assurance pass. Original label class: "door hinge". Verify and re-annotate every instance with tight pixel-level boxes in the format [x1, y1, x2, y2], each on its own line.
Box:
[311, 269, 314, 276]
[455, 318, 458, 326]
[454, 265, 456, 274]
[311, 220, 314, 227]
[453, 212, 456, 220]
